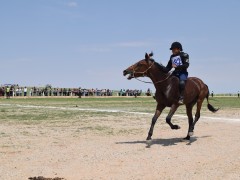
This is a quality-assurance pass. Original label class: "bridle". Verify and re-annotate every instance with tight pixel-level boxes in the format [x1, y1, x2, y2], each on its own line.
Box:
[132, 60, 155, 77]
[131, 60, 172, 84]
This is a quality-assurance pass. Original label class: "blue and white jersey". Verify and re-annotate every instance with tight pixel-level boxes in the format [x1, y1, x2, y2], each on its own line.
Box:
[165, 52, 190, 73]
[171, 55, 183, 67]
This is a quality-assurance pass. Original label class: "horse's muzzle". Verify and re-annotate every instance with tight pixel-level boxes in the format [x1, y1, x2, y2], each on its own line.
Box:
[123, 70, 128, 76]
[123, 70, 133, 80]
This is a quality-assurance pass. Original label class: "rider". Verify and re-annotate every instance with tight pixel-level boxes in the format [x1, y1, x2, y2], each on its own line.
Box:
[165, 42, 189, 104]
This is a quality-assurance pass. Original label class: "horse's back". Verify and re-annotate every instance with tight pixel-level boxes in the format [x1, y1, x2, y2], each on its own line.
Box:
[187, 77, 207, 90]
[188, 77, 205, 84]
[185, 77, 209, 100]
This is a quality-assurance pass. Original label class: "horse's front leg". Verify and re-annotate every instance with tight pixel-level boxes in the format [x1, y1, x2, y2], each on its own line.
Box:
[146, 104, 165, 141]
[166, 104, 181, 129]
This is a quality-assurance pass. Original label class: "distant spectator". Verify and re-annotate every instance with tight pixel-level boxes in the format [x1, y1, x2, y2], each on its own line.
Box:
[33, 87, 36, 96]
[238, 91, 239, 98]
[79, 87, 82, 98]
[211, 91, 214, 98]
[0, 87, 4, 96]
[49, 88, 52, 96]
[68, 88, 71, 96]
[19, 88, 23, 96]
[107, 89, 112, 96]
[95, 88, 99, 96]
[54, 88, 59, 96]
[146, 88, 151, 96]
[36, 88, 39, 96]
[10, 86, 14, 96]
[119, 89, 123, 96]
[63, 88, 67, 96]
[122, 89, 126, 96]
[24, 87, 27, 96]
[16, 88, 19, 96]
[30, 88, 33, 96]
[101, 89, 106, 96]
[134, 90, 137, 98]
[6, 86, 10, 99]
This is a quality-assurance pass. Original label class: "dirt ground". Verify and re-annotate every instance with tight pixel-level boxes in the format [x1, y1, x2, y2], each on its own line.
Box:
[0, 111, 240, 180]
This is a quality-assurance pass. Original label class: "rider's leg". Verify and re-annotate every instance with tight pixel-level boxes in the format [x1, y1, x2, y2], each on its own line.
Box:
[179, 80, 185, 99]
[178, 73, 188, 104]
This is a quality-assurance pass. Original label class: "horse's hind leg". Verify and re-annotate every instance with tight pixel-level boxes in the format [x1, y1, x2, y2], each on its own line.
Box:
[190, 98, 204, 133]
[146, 104, 165, 140]
[166, 104, 180, 130]
[183, 103, 195, 141]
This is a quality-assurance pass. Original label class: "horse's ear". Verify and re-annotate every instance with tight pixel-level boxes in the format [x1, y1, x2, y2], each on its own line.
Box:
[149, 52, 154, 57]
[145, 53, 149, 60]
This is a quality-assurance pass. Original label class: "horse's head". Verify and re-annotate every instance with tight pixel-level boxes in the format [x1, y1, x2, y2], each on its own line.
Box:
[123, 52, 154, 80]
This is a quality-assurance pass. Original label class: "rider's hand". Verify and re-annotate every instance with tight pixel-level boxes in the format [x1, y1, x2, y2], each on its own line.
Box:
[172, 64, 177, 68]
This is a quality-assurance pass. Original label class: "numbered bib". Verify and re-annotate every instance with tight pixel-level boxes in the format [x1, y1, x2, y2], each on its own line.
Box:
[171, 55, 183, 66]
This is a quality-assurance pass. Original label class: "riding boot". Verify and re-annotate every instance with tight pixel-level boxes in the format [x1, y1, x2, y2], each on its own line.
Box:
[179, 80, 186, 105]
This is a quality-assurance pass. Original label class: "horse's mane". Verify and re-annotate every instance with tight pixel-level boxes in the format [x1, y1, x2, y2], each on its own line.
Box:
[149, 59, 168, 73]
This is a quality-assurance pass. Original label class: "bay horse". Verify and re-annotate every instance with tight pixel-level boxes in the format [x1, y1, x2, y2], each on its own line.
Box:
[123, 53, 219, 141]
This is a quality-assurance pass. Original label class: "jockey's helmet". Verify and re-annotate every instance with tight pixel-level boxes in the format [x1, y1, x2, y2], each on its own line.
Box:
[170, 42, 183, 51]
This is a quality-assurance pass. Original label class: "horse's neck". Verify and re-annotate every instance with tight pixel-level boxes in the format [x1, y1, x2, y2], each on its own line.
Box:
[148, 66, 170, 91]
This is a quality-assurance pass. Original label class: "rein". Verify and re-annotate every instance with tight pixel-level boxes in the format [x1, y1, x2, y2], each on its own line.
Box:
[135, 73, 172, 84]
[132, 60, 172, 84]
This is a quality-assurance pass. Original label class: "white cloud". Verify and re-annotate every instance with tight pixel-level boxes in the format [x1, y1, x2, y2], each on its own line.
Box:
[67, 2, 78, 7]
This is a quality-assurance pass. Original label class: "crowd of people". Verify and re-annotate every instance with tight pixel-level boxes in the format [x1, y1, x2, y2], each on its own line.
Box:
[0, 85, 153, 98]
[0, 85, 113, 97]
[118, 88, 152, 97]
[118, 89, 142, 96]
[1, 85, 239, 98]
[80, 88, 113, 96]
[211, 91, 240, 98]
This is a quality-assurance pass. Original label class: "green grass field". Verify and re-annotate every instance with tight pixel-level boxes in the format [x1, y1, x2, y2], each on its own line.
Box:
[1, 96, 240, 108]
[0, 97, 239, 124]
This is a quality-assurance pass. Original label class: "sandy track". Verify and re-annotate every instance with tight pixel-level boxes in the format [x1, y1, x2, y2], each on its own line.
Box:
[1, 113, 240, 180]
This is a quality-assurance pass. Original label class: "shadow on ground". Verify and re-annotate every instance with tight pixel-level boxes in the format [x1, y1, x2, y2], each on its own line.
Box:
[29, 177, 65, 180]
[116, 136, 211, 148]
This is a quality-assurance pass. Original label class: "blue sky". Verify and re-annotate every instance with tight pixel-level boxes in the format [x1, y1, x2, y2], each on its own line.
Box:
[0, 0, 239, 93]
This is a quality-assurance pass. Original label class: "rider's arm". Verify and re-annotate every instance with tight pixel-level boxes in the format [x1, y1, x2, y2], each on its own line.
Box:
[175, 61, 189, 70]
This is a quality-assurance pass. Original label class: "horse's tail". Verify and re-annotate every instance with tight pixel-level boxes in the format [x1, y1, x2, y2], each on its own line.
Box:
[205, 85, 219, 113]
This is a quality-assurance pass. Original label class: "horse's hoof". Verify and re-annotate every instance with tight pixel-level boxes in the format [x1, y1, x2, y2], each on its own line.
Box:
[146, 139, 152, 143]
[172, 125, 181, 130]
[146, 139, 152, 146]
[146, 137, 152, 144]
[146, 140, 152, 148]
[146, 137, 152, 141]
[181, 137, 190, 142]
[188, 131, 194, 136]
